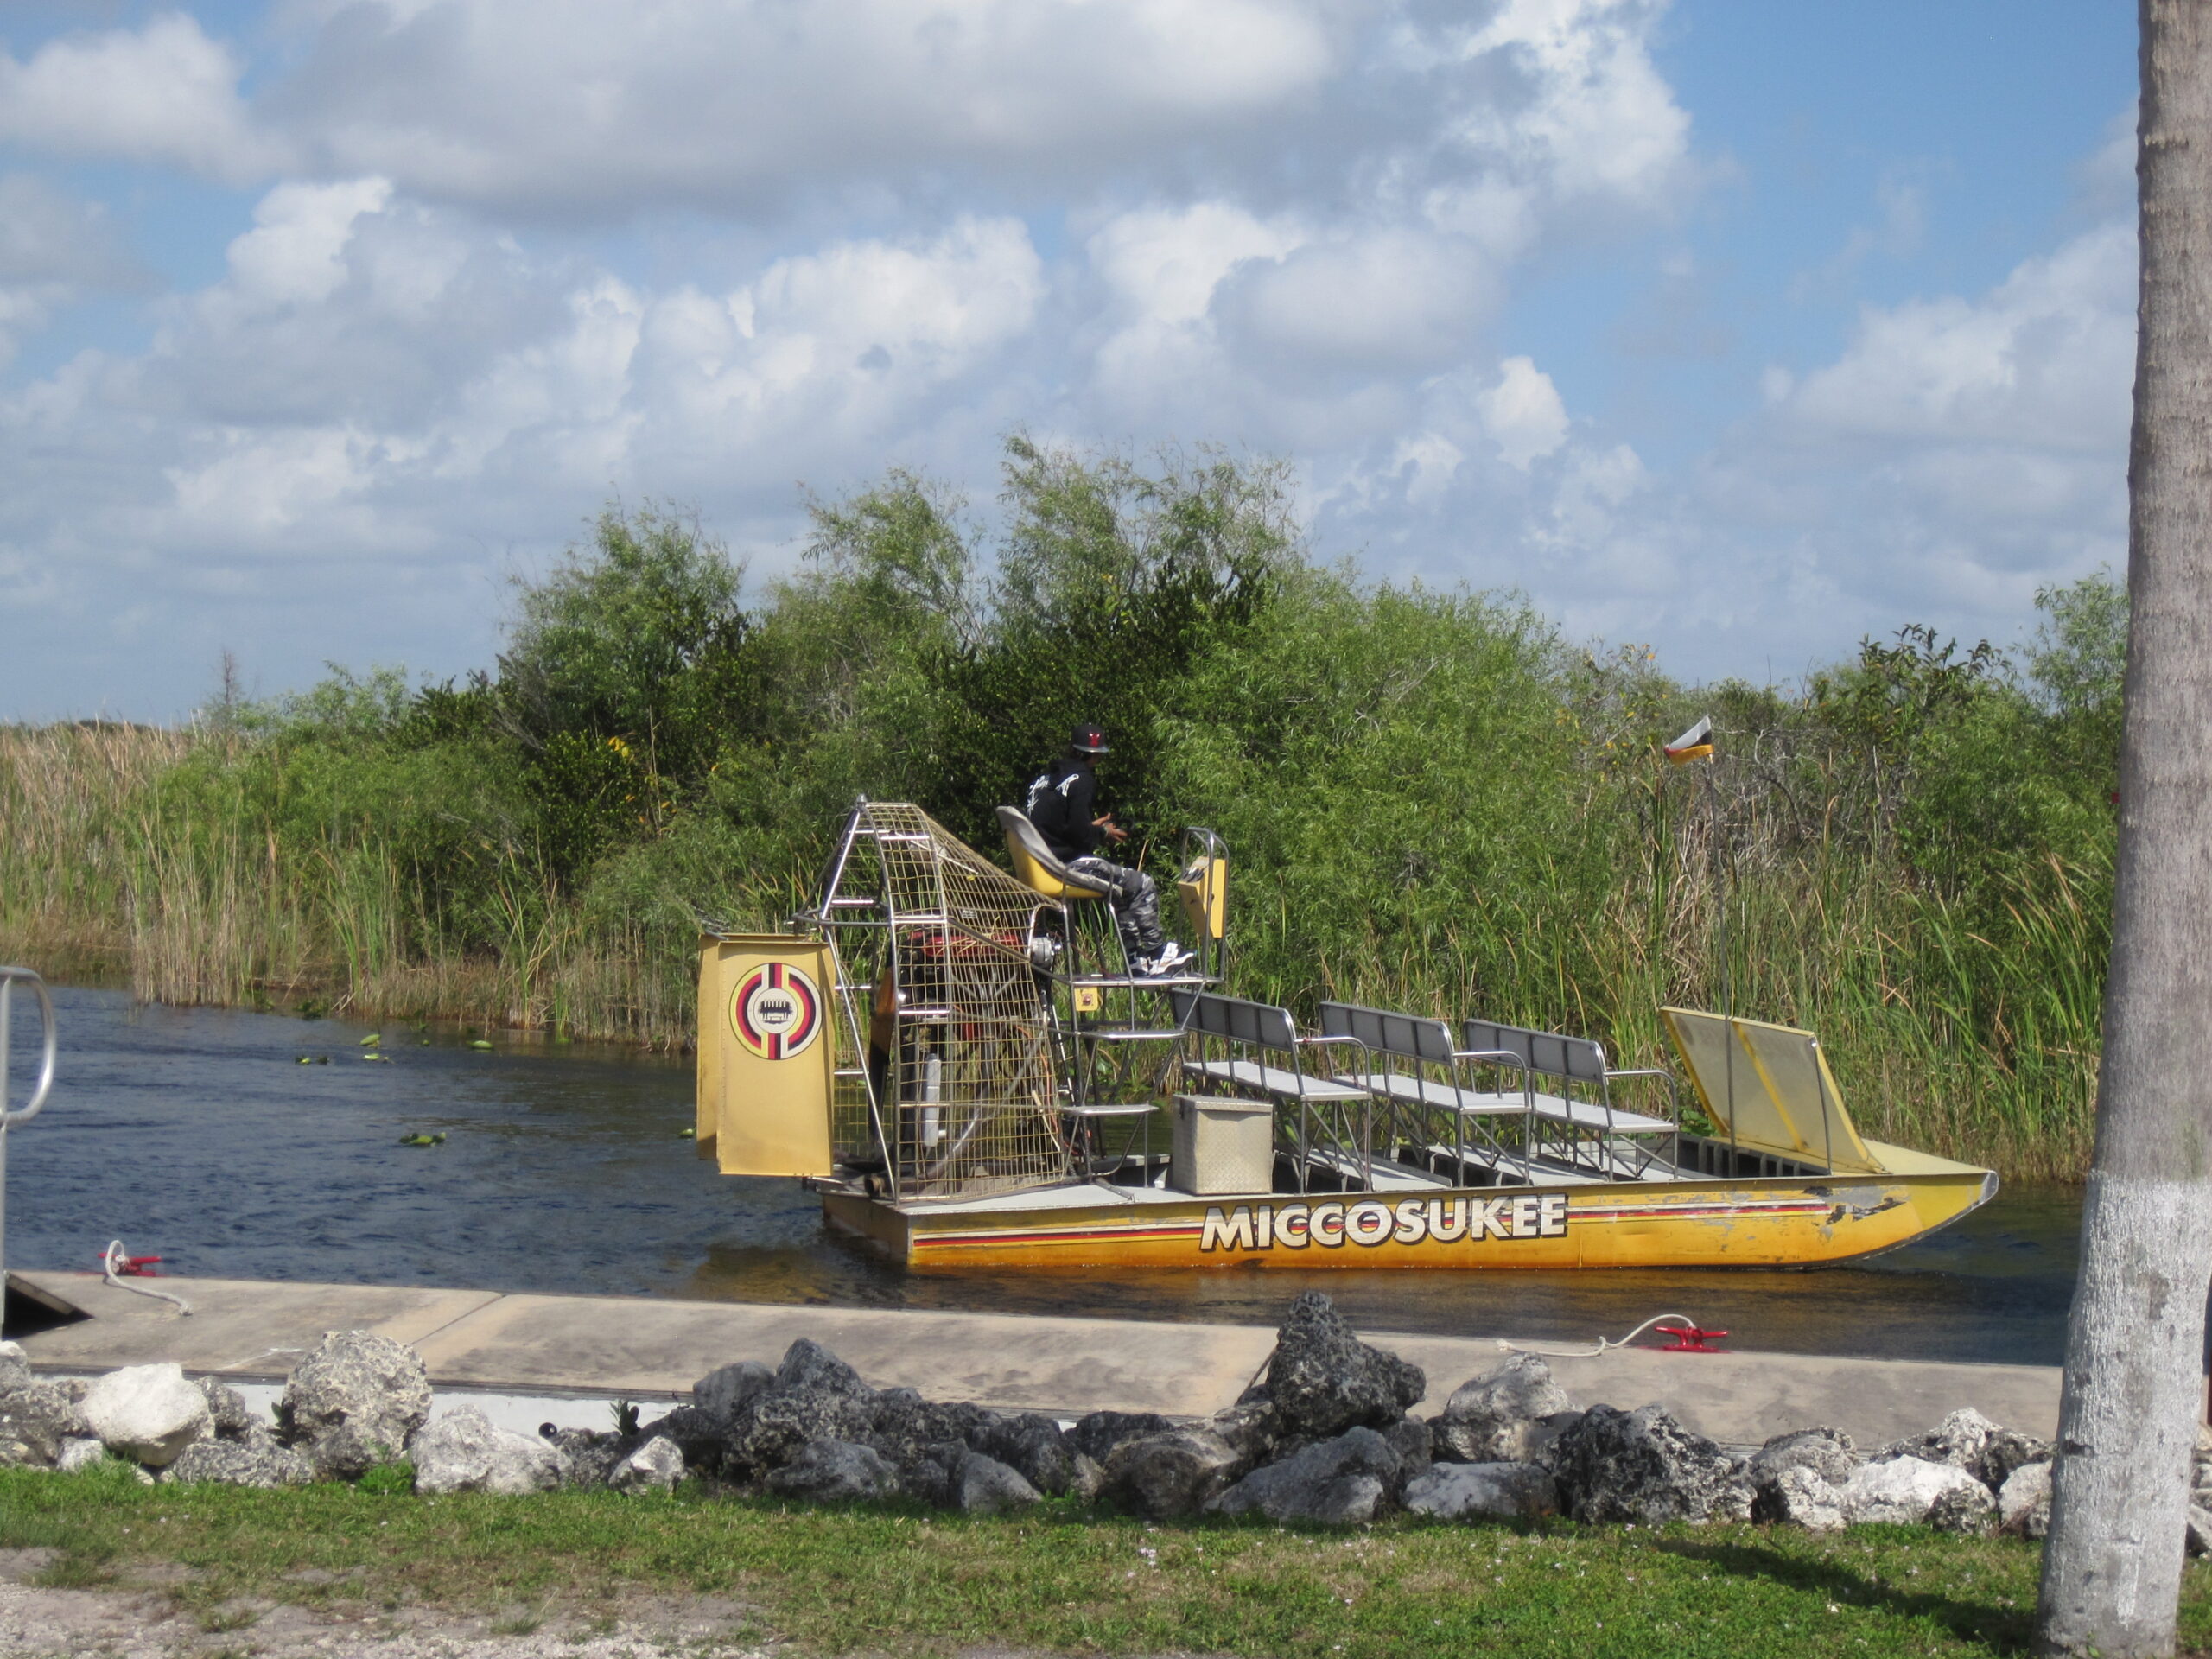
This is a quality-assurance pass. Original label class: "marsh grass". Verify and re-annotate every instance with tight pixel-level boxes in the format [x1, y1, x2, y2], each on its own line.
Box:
[0, 716, 2100, 1173]
[3, 1467, 2209, 1659]
[0, 725, 716, 1046]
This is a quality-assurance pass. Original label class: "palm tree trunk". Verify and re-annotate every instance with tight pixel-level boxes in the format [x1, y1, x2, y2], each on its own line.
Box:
[2037, 6, 2212, 1654]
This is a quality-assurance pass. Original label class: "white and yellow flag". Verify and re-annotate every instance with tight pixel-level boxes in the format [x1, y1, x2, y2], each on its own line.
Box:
[1663, 715, 1714, 765]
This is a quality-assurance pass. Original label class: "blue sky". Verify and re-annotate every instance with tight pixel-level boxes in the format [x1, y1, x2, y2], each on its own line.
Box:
[0, 0, 2138, 720]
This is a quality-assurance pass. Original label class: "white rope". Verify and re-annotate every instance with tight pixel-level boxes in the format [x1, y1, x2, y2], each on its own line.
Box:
[102, 1240, 190, 1316]
[1494, 1313, 1700, 1359]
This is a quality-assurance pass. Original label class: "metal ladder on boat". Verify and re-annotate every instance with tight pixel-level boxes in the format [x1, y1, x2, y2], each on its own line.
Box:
[0, 966, 57, 1336]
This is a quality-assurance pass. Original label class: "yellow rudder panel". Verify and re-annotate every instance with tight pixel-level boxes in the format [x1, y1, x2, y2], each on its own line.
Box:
[1179, 856, 1228, 941]
[702, 934, 838, 1178]
[695, 939, 723, 1160]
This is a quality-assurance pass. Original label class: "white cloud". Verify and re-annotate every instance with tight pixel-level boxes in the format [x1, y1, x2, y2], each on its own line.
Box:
[0, 14, 281, 181]
[1478, 354, 1567, 468]
[0, 173, 139, 365]
[1785, 221, 2133, 452]
[0, 0, 1743, 718]
[267, 0, 1346, 213]
[1444, 0, 1691, 205]
[1222, 227, 1496, 369]
[222, 179, 396, 306]
[1681, 219, 2134, 658]
[1089, 203, 1302, 326]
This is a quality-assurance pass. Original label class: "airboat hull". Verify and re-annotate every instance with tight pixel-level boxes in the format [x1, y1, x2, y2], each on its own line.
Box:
[821, 1164, 1998, 1273]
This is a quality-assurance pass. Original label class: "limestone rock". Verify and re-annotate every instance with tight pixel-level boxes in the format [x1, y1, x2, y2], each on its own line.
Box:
[722, 1339, 878, 1478]
[1748, 1427, 1859, 1522]
[766, 1439, 899, 1503]
[1402, 1459, 1560, 1522]
[632, 1406, 726, 1478]
[81, 1363, 212, 1469]
[1997, 1460, 2052, 1540]
[1206, 1402, 1281, 1466]
[55, 1437, 107, 1474]
[777, 1338, 870, 1398]
[951, 1450, 1041, 1514]
[2190, 1503, 2212, 1559]
[1070, 1452, 1106, 1503]
[1067, 1410, 1174, 1465]
[0, 1341, 29, 1392]
[278, 1332, 432, 1479]
[867, 1395, 997, 1493]
[969, 1412, 1081, 1497]
[607, 1435, 684, 1495]
[1102, 1426, 1243, 1518]
[408, 1406, 565, 1496]
[1264, 1293, 1425, 1440]
[1431, 1355, 1573, 1465]
[1840, 1455, 1993, 1531]
[195, 1377, 258, 1441]
[0, 1382, 89, 1468]
[1766, 1465, 1846, 1533]
[1211, 1427, 1402, 1526]
[1928, 1478, 1998, 1535]
[1548, 1404, 1755, 1525]
[543, 1427, 627, 1488]
[1879, 1408, 2049, 1492]
[692, 1361, 774, 1423]
[1382, 1416, 1432, 1489]
[1750, 1427, 1858, 1486]
[164, 1438, 313, 1488]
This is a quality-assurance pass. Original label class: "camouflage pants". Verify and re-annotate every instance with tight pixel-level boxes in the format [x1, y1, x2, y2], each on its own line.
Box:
[1068, 856, 1168, 957]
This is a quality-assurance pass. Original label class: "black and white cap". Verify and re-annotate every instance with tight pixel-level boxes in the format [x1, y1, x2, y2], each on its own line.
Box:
[1070, 722, 1109, 754]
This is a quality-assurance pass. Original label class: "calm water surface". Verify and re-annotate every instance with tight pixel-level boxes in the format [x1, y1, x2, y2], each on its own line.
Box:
[3, 986, 2081, 1365]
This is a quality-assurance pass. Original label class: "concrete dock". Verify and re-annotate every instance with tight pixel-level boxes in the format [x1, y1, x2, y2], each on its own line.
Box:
[6, 1269, 2062, 1449]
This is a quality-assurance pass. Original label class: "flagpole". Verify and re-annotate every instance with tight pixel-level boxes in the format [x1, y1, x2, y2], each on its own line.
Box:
[1665, 715, 1736, 1175]
[1706, 757, 1738, 1174]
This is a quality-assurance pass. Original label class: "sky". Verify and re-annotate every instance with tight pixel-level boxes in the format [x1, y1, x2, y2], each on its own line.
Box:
[0, 0, 2139, 721]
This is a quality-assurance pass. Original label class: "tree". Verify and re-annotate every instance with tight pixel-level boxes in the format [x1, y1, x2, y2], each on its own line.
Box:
[2036, 10, 2212, 1654]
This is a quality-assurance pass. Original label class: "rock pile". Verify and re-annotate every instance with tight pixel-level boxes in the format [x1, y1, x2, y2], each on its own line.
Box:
[0, 1297, 2092, 1540]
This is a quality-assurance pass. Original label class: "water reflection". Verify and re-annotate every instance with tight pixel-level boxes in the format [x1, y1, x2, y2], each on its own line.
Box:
[5, 986, 2079, 1364]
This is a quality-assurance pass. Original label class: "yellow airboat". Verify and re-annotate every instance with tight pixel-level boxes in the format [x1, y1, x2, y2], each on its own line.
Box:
[695, 801, 1994, 1271]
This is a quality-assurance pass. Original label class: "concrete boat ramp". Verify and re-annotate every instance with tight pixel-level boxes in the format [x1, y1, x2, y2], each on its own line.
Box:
[5, 1269, 2062, 1450]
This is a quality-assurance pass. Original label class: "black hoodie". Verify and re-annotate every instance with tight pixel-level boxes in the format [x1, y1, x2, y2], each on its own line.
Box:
[1024, 754, 1105, 861]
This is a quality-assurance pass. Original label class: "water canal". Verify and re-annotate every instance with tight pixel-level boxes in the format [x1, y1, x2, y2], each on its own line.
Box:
[3, 985, 2081, 1366]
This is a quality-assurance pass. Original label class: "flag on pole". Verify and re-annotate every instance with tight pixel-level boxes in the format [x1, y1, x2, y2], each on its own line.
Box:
[1664, 715, 1714, 765]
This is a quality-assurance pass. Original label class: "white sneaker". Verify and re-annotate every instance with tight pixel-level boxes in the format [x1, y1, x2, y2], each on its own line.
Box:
[1140, 942, 1196, 977]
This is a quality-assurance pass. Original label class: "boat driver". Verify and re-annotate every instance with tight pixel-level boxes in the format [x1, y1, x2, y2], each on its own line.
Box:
[1023, 722, 1194, 978]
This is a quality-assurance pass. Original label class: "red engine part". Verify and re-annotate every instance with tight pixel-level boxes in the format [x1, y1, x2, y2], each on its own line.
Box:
[1653, 1323, 1729, 1352]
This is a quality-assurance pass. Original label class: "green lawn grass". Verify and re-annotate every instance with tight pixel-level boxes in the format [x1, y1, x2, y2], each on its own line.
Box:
[6, 1464, 2209, 1657]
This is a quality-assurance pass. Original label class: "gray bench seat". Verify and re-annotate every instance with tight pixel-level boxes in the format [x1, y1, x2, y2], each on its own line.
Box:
[1410, 1143, 1607, 1187]
[1303, 1145, 1456, 1191]
[1181, 1057, 1370, 1103]
[1351, 1071, 1671, 1135]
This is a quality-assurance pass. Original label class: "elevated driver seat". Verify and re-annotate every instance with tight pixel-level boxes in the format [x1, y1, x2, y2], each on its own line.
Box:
[997, 806, 1112, 901]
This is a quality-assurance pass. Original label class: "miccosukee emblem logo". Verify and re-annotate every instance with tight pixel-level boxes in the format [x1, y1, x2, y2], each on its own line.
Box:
[730, 963, 823, 1060]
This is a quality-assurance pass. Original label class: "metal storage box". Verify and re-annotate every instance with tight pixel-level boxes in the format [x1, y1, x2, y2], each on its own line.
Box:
[1170, 1094, 1276, 1196]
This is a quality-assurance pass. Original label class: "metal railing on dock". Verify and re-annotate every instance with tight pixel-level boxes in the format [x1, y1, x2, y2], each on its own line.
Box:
[0, 965, 58, 1334]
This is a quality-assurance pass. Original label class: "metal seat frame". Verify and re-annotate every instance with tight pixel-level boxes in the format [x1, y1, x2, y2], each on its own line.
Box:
[1170, 989, 1376, 1194]
[1457, 1016, 1680, 1179]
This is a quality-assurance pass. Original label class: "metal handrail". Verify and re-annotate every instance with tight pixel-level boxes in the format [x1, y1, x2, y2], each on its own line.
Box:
[0, 967, 55, 1128]
[1, 965, 58, 1334]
